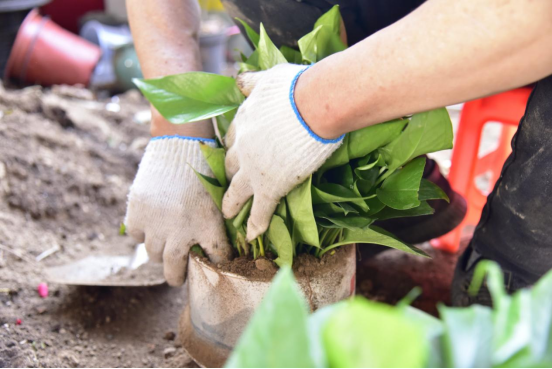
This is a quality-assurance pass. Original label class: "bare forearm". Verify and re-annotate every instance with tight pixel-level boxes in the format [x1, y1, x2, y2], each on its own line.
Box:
[127, 0, 214, 138]
[297, 0, 552, 138]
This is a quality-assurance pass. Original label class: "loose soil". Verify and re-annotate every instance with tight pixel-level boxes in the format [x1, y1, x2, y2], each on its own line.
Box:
[0, 82, 465, 367]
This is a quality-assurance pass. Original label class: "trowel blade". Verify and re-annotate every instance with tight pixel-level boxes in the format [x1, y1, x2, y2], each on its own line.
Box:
[45, 244, 165, 287]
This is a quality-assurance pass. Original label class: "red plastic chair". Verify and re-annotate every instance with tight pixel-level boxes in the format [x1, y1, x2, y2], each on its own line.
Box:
[430, 87, 533, 253]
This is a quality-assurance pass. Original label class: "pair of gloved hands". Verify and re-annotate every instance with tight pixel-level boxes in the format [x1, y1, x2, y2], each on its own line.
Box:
[125, 64, 344, 286]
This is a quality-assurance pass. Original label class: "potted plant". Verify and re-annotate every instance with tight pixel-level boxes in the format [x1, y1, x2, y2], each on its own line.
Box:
[134, 6, 453, 366]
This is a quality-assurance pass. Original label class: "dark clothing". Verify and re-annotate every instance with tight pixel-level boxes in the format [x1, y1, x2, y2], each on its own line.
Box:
[222, 0, 423, 47]
[471, 75, 552, 284]
[224, 0, 552, 286]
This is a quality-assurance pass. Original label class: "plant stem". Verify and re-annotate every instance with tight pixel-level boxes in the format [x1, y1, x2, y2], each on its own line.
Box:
[257, 236, 265, 257]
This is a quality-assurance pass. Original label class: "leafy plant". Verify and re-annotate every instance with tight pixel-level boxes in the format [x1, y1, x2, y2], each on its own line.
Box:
[226, 262, 552, 368]
[134, 6, 453, 266]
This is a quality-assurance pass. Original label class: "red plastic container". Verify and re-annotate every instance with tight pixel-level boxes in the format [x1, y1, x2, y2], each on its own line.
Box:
[4, 9, 101, 86]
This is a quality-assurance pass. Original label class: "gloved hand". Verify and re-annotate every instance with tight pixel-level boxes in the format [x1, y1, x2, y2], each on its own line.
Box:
[223, 64, 344, 241]
[125, 136, 231, 286]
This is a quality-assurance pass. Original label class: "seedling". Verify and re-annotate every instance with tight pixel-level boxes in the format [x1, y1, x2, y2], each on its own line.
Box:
[134, 6, 453, 266]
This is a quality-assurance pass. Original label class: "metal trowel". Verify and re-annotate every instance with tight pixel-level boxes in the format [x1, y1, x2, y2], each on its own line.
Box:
[45, 243, 165, 286]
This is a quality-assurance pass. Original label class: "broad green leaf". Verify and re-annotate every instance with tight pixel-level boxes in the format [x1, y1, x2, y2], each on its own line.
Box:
[355, 170, 378, 195]
[324, 298, 428, 368]
[375, 201, 434, 221]
[348, 118, 408, 160]
[238, 50, 260, 73]
[380, 108, 453, 177]
[233, 197, 252, 229]
[238, 62, 258, 73]
[134, 73, 244, 124]
[419, 179, 450, 202]
[326, 164, 354, 190]
[257, 24, 287, 70]
[298, 25, 346, 64]
[338, 202, 359, 215]
[317, 214, 373, 230]
[314, 5, 341, 35]
[216, 108, 236, 140]
[199, 142, 227, 187]
[377, 157, 426, 210]
[354, 153, 384, 173]
[267, 215, 293, 267]
[307, 303, 344, 368]
[438, 304, 494, 368]
[226, 268, 315, 368]
[280, 45, 303, 64]
[322, 226, 427, 257]
[235, 18, 260, 47]
[225, 218, 239, 249]
[191, 168, 225, 211]
[119, 223, 126, 235]
[366, 196, 386, 216]
[312, 183, 371, 212]
[286, 176, 319, 247]
[314, 203, 347, 216]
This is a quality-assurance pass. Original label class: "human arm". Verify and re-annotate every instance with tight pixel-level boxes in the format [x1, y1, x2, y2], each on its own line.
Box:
[296, 0, 552, 138]
[126, 0, 214, 138]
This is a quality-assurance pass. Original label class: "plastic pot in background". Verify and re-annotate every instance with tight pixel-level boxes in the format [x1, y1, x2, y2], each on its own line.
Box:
[0, 0, 50, 77]
[180, 244, 357, 367]
[80, 20, 133, 90]
[199, 31, 228, 75]
[4, 9, 101, 86]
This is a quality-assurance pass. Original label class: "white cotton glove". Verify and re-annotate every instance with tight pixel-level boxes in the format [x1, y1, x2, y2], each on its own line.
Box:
[125, 136, 231, 286]
[223, 64, 344, 241]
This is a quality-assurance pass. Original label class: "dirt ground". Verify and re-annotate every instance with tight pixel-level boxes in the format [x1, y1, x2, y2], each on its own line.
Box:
[0, 83, 463, 367]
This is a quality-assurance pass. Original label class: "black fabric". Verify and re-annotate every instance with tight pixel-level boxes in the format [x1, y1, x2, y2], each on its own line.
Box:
[222, 0, 424, 47]
[470, 75, 552, 284]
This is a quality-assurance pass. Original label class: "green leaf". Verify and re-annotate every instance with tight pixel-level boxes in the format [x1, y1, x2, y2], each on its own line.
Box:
[375, 201, 434, 220]
[216, 108, 236, 140]
[199, 142, 227, 187]
[191, 168, 225, 211]
[314, 5, 341, 35]
[267, 215, 293, 267]
[348, 118, 408, 160]
[323, 298, 428, 368]
[419, 179, 450, 202]
[322, 226, 427, 257]
[338, 202, 359, 215]
[119, 223, 126, 235]
[226, 268, 315, 368]
[438, 304, 494, 368]
[280, 45, 303, 64]
[312, 183, 371, 212]
[380, 108, 453, 176]
[233, 198, 252, 229]
[190, 245, 206, 257]
[134, 73, 244, 124]
[257, 24, 287, 70]
[326, 164, 354, 190]
[377, 157, 426, 210]
[366, 196, 386, 216]
[286, 176, 319, 247]
[235, 18, 260, 47]
[316, 214, 373, 230]
[298, 25, 346, 64]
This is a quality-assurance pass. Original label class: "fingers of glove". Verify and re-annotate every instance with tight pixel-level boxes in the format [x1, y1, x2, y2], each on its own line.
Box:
[162, 241, 189, 286]
[246, 194, 280, 241]
[144, 235, 165, 263]
[236, 71, 266, 97]
[203, 226, 233, 265]
[225, 146, 240, 181]
[222, 170, 253, 219]
[124, 206, 145, 242]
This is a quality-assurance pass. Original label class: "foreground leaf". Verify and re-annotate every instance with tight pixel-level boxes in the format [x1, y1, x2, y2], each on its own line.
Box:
[216, 108, 236, 140]
[419, 179, 450, 202]
[286, 176, 319, 247]
[375, 201, 434, 221]
[235, 18, 260, 47]
[280, 45, 303, 64]
[267, 215, 293, 267]
[324, 298, 428, 367]
[377, 157, 426, 210]
[226, 268, 315, 368]
[314, 5, 341, 35]
[298, 25, 346, 64]
[312, 183, 371, 212]
[348, 118, 408, 160]
[134, 73, 244, 124]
